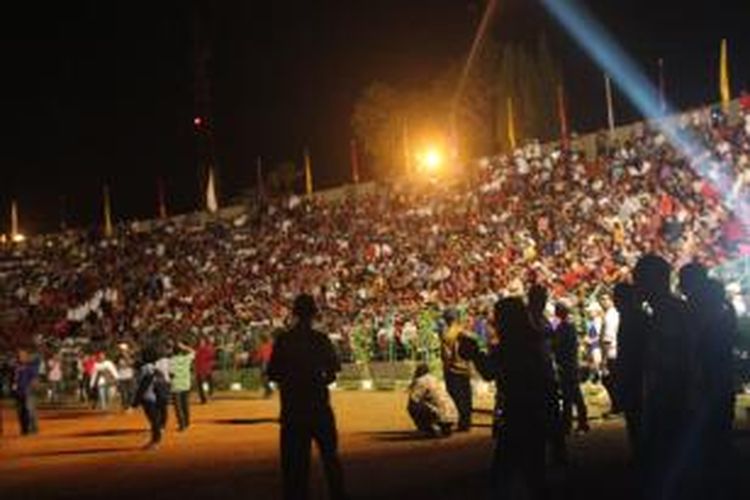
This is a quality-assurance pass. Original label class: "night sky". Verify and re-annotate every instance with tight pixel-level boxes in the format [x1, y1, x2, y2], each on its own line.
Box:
[2, 1, 749, 234]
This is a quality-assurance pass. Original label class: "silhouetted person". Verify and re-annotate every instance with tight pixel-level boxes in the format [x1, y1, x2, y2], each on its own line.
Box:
[267, 294, 346, 500]
[439, 309, 472, 431]
[462, 297, 548, 499]
[528, 284, 567, 465]
[633, 254, 693, 500]
[553, 302, 589, 435]
[612, 282, 647, 462]
[12, 348, 39, 436]
[679, 263, 737, 498]
[133, 344, 170, 449]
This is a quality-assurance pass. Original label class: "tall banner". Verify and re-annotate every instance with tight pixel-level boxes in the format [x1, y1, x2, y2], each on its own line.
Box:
[206, 167, 218, 213]
[103, 185, 113, 237]
[304, 148, 313, 195]
[557, 84, 569, 148]
[605, 74, 615, 135]
[350, 139, 360, 184]
[507, 96, 517, 150]
[720, 38, 731, 112]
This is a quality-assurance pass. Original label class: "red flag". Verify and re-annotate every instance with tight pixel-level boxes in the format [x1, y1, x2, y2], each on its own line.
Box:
[350, 139, 360, 184]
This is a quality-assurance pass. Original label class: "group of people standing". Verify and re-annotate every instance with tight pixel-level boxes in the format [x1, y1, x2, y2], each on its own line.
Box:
[399, 252, 738, 500]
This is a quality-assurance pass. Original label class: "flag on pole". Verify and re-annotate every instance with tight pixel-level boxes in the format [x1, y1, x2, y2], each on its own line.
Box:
[206, 167, 218, 213]
[402, 119, 411, 174]
[157, 178, 167, 219]
[720, 38, 731, 111]
[658, 58, 667, 114]
[304, 148, 313, 195]
[507, 96, 517, 150]
[103, 185, 113, 238]
[10, 199, 18, 239]
[557, 84, 569, 148]
[256, 156, 264, 198]
[350, 139, 360, 184]
[605, 74, 615, 135]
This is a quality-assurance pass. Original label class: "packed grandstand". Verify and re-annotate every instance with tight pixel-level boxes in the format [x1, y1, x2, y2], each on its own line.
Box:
[2, 99, 750, 372]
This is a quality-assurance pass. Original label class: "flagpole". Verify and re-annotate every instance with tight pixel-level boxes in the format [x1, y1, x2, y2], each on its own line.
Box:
[557, 84, 569, 149]
[10, 200, 18, 239]
[350, 139, 360, 184]
[103, 185, 113, 238]
[304, 148, 313, 196]
[720, 38, 731, 112]
[507, 96, 516, 150]
[157, 178, 167, 219]
[658, 58, 666, 114]
[206, 167, 218, 213]
[605, 74, 615, 137]
[256, 156, 264, 198]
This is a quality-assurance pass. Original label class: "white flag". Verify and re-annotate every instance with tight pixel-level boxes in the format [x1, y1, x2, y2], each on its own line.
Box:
[206, 167, 218, 213]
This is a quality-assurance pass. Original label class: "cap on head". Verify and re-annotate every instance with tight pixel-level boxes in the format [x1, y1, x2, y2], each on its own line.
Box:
[293, 294, 318, 320]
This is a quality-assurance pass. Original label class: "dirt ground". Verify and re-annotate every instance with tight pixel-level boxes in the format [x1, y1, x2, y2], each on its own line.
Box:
[1, 390, 748, 500]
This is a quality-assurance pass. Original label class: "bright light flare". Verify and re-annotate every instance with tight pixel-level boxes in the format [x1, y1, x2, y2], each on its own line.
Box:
[11, 233, 26, 243]
[418, 147, 444, 174]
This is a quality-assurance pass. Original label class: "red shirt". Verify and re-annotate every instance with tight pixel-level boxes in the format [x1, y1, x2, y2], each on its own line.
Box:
[195, 344, 216, 376]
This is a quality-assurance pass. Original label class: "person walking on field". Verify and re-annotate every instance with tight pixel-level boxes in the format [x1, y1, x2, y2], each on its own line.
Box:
[12, 348, 40, 436]
[439, 309, 473, 432]
[169, 341, 195, 431]
[195, 336, 215, 404]
[267, 294, 346, 500]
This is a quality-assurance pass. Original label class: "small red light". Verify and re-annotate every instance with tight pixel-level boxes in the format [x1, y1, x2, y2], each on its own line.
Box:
[193, 116, 203, 127]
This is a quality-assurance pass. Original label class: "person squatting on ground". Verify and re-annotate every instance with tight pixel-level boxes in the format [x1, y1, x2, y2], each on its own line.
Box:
[12, 348, 40, 436]
[461, 297, 549, 500]
[552, 302, 589, 435]
[439, 309, 473, 432]
[267, 294, 346, 500]
[133, 345, 171, 449]
[407, 363, 458, 438]
[169, 341, 195, 431]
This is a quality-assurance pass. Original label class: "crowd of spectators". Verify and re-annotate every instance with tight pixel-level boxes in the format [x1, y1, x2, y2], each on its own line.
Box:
[2, 101, 750, 377]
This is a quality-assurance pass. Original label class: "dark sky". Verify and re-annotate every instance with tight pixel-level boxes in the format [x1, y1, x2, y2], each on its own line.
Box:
[2, 0, 749, 234]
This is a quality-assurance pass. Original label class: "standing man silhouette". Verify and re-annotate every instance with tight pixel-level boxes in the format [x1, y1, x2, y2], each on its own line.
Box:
[268, 294, 346, 500]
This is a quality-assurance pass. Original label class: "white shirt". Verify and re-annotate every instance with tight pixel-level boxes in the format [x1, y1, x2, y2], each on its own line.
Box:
[602, 307, 620, 358]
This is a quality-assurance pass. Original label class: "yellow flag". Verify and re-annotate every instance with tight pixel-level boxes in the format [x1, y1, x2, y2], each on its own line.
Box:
[507, 96, 516, 150]
[720, 38, 731, 111]
[103, 185, 113, 238]
[304, 148, 313, 195]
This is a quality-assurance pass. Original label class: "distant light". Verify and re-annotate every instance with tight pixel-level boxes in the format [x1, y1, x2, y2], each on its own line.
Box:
[419, 147, 444, 173]
[11, 233, 26, 243]
[193, 116, 203, 127]
[0, 234, 6, 244]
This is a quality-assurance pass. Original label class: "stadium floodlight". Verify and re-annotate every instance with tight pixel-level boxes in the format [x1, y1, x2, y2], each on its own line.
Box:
[418, 147, 444, 174]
